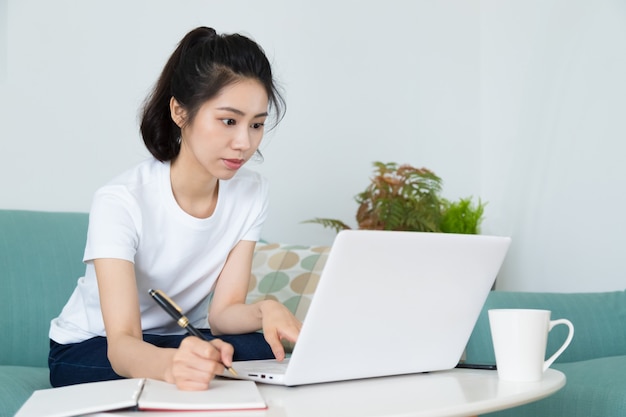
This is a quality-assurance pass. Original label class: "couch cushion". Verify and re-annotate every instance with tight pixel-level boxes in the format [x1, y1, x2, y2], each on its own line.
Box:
[465, 290, 626, 365]
[0, 366, 51, 417]
[247, 242, 330, 322]
[0, 210, 89, 367]
[480, 355, 626, 417]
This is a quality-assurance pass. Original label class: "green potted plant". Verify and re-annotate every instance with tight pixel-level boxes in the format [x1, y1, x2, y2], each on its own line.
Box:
[304, 161, 485, 234]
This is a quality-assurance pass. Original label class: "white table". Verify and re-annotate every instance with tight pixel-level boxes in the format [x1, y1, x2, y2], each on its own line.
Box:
[94, 368, 565, 417]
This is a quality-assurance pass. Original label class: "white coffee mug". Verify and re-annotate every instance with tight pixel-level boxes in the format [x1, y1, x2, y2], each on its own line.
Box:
[488, 309, 574, 382]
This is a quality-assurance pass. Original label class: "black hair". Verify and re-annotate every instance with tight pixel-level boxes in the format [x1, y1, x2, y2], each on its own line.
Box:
[140, 26, 285, 161]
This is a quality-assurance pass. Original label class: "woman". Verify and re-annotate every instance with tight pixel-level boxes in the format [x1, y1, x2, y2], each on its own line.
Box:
[49, 26, 299, 390]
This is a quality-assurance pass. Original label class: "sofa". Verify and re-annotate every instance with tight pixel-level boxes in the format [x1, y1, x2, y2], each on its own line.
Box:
[2, 209, 625, 417]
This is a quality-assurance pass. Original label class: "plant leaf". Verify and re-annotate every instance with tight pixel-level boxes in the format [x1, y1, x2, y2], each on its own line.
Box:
[301, 218, 352, 233]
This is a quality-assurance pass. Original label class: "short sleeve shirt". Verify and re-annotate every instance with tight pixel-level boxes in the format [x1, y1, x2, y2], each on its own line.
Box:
[50, 158, 269, 344]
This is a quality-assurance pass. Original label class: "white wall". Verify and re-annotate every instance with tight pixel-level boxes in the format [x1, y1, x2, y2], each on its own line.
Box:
[1, 0, 624, 293]
[479, 0, 626, 292]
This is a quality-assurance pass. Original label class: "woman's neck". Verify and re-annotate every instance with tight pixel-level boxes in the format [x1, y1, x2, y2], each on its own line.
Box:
[169, 157, 219, 219]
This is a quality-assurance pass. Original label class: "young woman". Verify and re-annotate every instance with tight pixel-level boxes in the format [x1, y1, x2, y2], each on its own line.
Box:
[49, 26, 299, 390]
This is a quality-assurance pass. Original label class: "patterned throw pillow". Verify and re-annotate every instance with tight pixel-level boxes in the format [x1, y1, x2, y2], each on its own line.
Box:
[247, 242, 330, 322]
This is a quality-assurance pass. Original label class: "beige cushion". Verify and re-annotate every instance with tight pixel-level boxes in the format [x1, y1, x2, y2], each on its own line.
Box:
[247, 242, 330, 322]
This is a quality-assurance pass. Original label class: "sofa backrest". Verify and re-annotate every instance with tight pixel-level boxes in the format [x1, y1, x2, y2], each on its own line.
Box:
[465, 289, 626, 365]
[0, 209, 89, 367]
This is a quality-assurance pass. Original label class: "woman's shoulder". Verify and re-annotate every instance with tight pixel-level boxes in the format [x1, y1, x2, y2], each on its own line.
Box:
[103, 158, 166, 187]
[220, 169, 269, 204]
[91, 158, 167, 207]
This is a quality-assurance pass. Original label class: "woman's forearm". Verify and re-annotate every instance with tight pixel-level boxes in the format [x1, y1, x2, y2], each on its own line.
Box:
[208, 300, 266, 336]
[107, 334, 176, 382]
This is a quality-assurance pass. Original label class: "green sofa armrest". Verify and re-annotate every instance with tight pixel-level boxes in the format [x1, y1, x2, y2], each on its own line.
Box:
[465, 290, 626, 365]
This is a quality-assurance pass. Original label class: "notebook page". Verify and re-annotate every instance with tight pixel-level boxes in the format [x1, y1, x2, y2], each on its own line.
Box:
[137, 378, 266, 411]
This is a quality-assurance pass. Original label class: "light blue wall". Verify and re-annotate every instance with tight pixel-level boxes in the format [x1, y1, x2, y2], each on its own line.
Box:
[1, 0, 624, 292]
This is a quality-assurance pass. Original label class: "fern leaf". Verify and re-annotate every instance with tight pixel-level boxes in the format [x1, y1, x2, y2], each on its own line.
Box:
[301, 218, 352, 234]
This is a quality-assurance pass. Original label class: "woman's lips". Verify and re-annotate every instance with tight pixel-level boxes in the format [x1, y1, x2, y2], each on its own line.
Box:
[223, 158, 245, 170]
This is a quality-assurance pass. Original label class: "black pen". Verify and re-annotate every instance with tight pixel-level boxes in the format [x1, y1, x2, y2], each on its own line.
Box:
[148, 288, 238, 376]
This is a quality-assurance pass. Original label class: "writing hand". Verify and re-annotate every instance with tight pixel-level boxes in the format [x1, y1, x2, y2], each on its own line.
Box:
[168, 337, 234, 390]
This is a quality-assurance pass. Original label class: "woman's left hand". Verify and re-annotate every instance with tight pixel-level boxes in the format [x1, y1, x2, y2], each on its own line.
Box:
[258, 300, 302, 361]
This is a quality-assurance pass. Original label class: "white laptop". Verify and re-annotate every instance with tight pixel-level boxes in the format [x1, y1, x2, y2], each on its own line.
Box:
[225, 230, 511, 386]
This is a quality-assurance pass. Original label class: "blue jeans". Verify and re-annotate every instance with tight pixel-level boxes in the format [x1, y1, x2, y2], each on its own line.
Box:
[49, 330, 273, 387]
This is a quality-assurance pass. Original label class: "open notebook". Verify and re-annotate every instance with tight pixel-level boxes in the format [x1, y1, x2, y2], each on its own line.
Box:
[15, 378, 266, 417]
[225, 230, 511, 386]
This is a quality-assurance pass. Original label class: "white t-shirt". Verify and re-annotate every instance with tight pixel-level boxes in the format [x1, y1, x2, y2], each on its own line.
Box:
[50, 158, 269, 344]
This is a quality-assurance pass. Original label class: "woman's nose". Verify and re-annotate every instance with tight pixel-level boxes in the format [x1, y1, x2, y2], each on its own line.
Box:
[232, 127, 252, 151]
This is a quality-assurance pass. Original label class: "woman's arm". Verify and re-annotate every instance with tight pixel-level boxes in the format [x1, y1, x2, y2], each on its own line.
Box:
[95, 258, 233, 390]
[208, 240, 301, 361]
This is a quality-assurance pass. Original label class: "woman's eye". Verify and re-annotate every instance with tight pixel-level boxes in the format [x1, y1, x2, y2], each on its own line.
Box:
[251, 122, 265, 129]
[222, 119, 236, 126]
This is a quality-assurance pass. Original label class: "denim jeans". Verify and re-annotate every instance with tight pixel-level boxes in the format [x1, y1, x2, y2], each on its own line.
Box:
[48, 330, 273, 387]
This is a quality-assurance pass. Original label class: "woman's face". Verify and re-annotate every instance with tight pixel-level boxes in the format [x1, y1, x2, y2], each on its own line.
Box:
[172, 78, 269, 181]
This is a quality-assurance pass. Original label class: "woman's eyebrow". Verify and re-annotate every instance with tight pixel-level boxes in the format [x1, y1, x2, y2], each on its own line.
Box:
[217, 107, 268, 118]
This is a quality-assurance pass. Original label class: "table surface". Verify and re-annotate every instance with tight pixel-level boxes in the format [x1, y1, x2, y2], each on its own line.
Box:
[93, 368, 565, 417]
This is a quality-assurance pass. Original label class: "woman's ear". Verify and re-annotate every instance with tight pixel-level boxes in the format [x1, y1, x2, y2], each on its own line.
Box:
[170, 97, 187, 128]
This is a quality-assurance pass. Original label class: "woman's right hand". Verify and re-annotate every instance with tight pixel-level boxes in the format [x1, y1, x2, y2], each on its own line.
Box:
[167, 337, 235, 390]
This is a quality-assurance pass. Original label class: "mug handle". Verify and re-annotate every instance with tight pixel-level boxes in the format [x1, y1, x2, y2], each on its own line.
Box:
[543, 318, 575, 371]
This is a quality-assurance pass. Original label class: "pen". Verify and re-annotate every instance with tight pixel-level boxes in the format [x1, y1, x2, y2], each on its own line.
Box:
[148, 288, 238, 376]
[455, 362, 497, 370]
